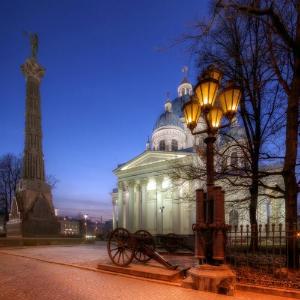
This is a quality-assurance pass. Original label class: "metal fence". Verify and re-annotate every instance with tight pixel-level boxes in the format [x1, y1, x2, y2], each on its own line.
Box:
[226, 223, 300, 289]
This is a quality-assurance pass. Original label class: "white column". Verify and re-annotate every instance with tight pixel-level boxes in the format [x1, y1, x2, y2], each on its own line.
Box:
[173, 184, 181, 234]
[134, 182, 141, 231]
[156, 178, 163, 234]
[187, 181, 192, 234]
[118, 182, 123, 228]
[123, 182, 129, 229]
[179, 184, 184, 234]
[141, 179, 147, 229]
[128, 181, 135, 232]
[143, 178, 158, 234]
[112, 194, 117, 230]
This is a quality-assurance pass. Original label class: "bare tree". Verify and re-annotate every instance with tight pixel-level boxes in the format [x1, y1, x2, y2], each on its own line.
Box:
[175, 0, 298, 267]
[175, 0, 286, 250]
[0, 153, 59, 222]
[0, 154, 22, 220]
[214, 0, 299, 270]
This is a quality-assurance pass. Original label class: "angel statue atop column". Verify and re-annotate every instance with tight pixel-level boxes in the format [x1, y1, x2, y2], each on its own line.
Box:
[30, 33, 39, 59]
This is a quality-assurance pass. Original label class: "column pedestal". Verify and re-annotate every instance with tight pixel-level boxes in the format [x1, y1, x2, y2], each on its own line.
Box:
[7, 179, 59, 237]
[192, 186, 235, 295]
[188, 264, 236, 296]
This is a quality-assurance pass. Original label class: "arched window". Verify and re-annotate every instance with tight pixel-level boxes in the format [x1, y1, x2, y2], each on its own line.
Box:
[159, 140, 166, 151]
[230, 151, 238, 168]
[229, 210, 239, 227]
[171, 139, 178, 151]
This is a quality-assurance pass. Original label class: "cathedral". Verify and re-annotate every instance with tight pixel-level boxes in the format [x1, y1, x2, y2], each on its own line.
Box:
[111, 73, 285, 236]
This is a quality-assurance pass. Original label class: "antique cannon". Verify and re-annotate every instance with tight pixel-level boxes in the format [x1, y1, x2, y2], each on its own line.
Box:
[107, 227, 177, 269]
[157, 233, 194, 253]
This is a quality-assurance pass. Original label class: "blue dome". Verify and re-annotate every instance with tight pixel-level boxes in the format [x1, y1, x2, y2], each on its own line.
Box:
[171, 95, 190, 118]
[154, 111, 184, 131]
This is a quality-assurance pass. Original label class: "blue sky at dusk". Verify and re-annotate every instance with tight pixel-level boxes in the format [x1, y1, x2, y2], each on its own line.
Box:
[0, 0, 209, 220]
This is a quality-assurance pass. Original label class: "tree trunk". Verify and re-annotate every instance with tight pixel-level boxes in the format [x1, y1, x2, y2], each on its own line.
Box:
[284, 4, 300, 269]
[249, 114, 260, 251]
[249, 175, 259, 251]
[284, 81, 299, 269]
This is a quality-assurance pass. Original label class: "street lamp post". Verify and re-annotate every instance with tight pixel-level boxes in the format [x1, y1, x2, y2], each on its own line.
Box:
[159, 206, 165, 234]
[183, 65, 241, 265]
[83, 214, 88, 238]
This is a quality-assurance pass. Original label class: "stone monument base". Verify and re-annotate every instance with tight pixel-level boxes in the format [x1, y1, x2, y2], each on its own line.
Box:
[6, 179, 60, 237]
[188, 264, 236, 296]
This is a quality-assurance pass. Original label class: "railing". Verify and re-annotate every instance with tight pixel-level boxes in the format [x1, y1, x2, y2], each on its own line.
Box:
[226, 223, 300, 289]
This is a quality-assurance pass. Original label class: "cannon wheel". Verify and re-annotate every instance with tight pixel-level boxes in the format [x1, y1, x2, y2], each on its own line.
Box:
[133, 230, 155, 263]
[107, 227, 134, 267]
[164, 233, 179, 253]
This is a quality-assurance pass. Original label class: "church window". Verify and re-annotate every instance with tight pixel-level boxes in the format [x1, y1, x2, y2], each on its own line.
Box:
[171, 139, 178, 151]
[159, 140, 166, 151]
[162, 177, 171, 189]
[229, 210, 239, 227]
[147, 179, 156, 191]
[230, 151, 238, 168]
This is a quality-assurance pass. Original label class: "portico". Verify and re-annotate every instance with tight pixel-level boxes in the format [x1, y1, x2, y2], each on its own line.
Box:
[112, 150, 196, 235]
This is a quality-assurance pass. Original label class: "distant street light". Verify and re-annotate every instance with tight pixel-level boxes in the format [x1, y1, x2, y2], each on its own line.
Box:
[83, 214, 88, 238]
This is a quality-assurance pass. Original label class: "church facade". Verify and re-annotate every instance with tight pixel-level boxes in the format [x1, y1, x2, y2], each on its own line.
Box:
[112, 74, 285, 235]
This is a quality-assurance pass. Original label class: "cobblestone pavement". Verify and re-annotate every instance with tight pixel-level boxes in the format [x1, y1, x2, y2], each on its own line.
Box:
[0, 243, 296, 300]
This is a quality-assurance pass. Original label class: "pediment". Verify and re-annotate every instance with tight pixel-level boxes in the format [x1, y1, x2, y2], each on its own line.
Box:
[116, 151, 190, 172]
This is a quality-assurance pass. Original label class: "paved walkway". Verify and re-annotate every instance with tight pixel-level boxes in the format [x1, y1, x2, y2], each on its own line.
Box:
[0, 243, 296, 300]
[0, 242, 107, 268]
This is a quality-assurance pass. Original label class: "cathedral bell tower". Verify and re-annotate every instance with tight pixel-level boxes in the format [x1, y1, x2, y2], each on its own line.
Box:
[7, 34, 59, 237]
[177, 66, 193, 97]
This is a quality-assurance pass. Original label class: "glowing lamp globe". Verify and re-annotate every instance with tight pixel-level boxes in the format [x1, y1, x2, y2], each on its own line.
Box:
[207, 107, 223, 131]
[219, 82, 241, 120]
[183, 97, 201, 131]
[195, 75, 220, 112]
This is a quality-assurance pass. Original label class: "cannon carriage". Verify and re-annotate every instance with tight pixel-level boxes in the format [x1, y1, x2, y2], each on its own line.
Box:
[156, 233, 194, 253]
[107, 227, 177, 269]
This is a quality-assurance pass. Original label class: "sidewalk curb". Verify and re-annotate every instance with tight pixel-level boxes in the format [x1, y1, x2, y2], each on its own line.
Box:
[237, 283, 300, 299]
